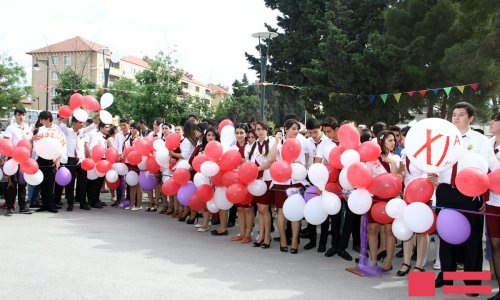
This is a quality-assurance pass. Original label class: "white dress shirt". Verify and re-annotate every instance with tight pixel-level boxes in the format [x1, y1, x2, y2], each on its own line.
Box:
[315, 138, 338, 163]
[114, 130, 131, 155]
[248, 137, 275, 181]
[305, 134, 327, 167]
[487, 137, 500, 207]
[3, 122, 32, 146]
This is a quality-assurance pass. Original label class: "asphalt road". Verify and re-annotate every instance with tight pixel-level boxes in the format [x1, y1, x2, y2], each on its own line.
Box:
[0, 195, 497, 300]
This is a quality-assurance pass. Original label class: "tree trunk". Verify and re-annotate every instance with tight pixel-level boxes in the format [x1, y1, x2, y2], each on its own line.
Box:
[426, 97, 434, 118]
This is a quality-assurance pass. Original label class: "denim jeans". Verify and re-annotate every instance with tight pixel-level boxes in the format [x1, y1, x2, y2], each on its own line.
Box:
[27, 184, 41, 206]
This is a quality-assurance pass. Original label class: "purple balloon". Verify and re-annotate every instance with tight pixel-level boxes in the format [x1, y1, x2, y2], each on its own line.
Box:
[177, 182, 196, 206]
[139, 171, 157, 191]
[304, 186, 320, 202]
[436, 209, 471, 245]
[18, 172, 26, 185]
[55, 167, 72, 186]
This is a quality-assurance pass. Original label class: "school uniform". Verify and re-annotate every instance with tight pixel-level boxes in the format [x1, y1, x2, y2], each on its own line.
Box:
[486, 137, 500, 238]
[87, 129, 108, 207]
[248, 138, 275, 205]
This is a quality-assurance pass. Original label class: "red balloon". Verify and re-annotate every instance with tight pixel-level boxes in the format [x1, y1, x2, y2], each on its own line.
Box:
[165, 133, 181, 150]
[196, 184, 214, 202]
[456, 167, 489, 197]
[81, 158, 95, 171]
[222, 170, 239, 187]
[96, 160, 112, 174]
[210, 171, 224, 187]
[146, 156, 161, 173]
[58, 105, 72, 118]
[205, 141, 223, 162]
[404, 178, 434, 203]
[218, 119, 234, 134]
[82, 95, 100, 111]
[189, 193, 205, 211]
[106, 180, 120, 190]
[338, 124, 360, 149]
[347, 162, 372, 188]
[326, 182, 343, 196]
[328, 145, 345, 169]
[105, 148, 119, 163]
[357, 141, 381, 162]
[12, 147, 30, 163]
[238, 162, 259, 184]
[241, 192, 254, 205]
[162, 179, 181, 196]
[20, 158, 39, 175]
[135, 139, 150, 156]
[219, 150, 242, 171]
[281, 138, 301, 163]
[0, 139, 15, 157]
[327, 166, 340, 183]
[69, 93, 83, 110]
[368, 173, 403, 199]
[173, 168, 190, 185]
[122, 147, 133, 161]
[127, 150, 141, 165]
[270, 160, 292, 182]
[16, 139, 32, 151]
[423, 211, 437, 234]
[370, 202, 394, 224]
[489, 169, 500, 194]
[226, 183, 248, 204]
[192, 154, 208, 173]
[91, 145, 105, 161]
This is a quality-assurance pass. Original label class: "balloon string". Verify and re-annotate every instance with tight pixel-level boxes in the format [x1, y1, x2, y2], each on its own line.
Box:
[430, 205, 500, 217]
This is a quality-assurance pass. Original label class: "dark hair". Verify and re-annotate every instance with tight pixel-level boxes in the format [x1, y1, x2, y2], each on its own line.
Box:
[247, 129, 256, 139]
[130, 122, 140, 131]
[71, 117, 83, 125]
[453, 102, 475, 117]
[235, 123, 249, 133]
[388, 125, 401, 132]
[98, 121, 108, 130]
[360, 131, 372, 143]
[249, 121, 270, 158]
[154, 117, 164, 126]
[187, 114, 198, 120]
[491, 112, 500, 121]
[162, 122, 172, 129]
[119, 117, 129, 124]
[255, 121, 268, 132]
[202, 118, 216, 128]
[401, 126, 411, 137]
[14, 107, 26, 115]
[195, 122, 209, 134]
[372, 122, 387, 137]
[200, 127, 220, 152]
[86, 118, 94, 126]
[306, 118, 321, 130]
[109, 125, 118, 136]
[377, 130, 396, 155]
[183, 120, 198, 146]
[321, 117, 339, 130]
[139, 119, 147, 125]
[285, 113, 298, 122]
[39, 110, 53, 122]
[284, 119, 300, 130]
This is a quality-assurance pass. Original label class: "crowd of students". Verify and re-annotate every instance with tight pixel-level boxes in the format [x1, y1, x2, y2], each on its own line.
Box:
[2, 102, 500, 299]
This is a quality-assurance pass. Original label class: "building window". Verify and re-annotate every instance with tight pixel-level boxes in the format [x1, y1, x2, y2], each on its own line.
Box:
[51, 56, 58, 65]
[182, 82, 188, 89]
[50, 87, 57, 96]
[51, 71, 58, 80]
[195, 86, 200, 92]
[205, 89, 211, 94]
[64, 55, 71, 65]
[51, 103, 60, 111]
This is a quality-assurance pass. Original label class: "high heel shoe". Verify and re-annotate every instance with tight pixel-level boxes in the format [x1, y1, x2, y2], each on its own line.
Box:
[280, 246, 288, 252]
[377, 250, 387, 262]
[290, 248, 298, 254]
[397, 263, 411, 277]
[186, 215, 198, 224]
[253, 240, 263, 247]
[261, 240, 271, 249]
[178, 214, 188, 222]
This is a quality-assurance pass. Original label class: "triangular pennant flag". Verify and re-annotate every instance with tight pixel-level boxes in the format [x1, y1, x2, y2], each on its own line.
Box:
[368, 95, 376, 103]
[457, 85, 465, 93]
[394, 93, 401, 102]
[469, 83, 478, 91]
[419, 90, 427, 97]
[443, 87, 452, 96]
[380, 94, 388, 103]
[431, 88, 439, 95]
[407, 91, 414, 97]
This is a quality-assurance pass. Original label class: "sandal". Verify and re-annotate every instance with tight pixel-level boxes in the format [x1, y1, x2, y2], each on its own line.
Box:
[231, 236, 243, 241]
[145, 207, 152, 212]
[413, 267, 425, 272]
[151, 207, 158, 212]
[397, 263, 411, 277]
[159, 207, 168, 214]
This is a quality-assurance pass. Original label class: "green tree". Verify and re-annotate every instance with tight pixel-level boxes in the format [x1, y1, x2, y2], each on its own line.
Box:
[214, 94, 260, 124]
[181, 95, 214, 120]
[0, 55, 30, 115]
[104, 77, 139, 119]
[52, 68, 96, 106]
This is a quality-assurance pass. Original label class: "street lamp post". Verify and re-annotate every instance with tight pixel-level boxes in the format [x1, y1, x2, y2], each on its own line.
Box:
[251, 32, 278, 121]
[97, 48, 120, 88]
[33, 58, 49, 111]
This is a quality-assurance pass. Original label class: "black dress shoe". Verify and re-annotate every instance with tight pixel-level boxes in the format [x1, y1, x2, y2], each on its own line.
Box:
[325, 247, 338, 257]
[303, 242, 316, 250]
[36, 207, 48, 212]
[90, 204, 103, 209]
[466, 294, 479, 297]
[19, 208, 33, 214]
[48, 208, 58, 213]
[435, 277, 452, 288]
[338, 249, 353, 261]
[211, 230, 228, 236]
[55, 204, 63, 209]
[99, 201, 107, 207]
[80, 206, 91, 210]
[66, 206, 73, 212]
[318, 244, 326, 253]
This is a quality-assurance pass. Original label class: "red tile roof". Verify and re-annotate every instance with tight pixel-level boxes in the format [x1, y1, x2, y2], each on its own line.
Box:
[208, 83, 230, 95]
[121, 55, 150, 69]
[26, 36, 108, 54]
[181, 75, 209, 89]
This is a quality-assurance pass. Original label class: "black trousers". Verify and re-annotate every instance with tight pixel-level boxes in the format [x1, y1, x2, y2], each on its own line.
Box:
[316, 201, 356, 250]
[228, 206, 237, 223]
[87, 177, 104, 206]
[75, 165, 88, 207]
[54, 157, 78, 207]
[308, 218, 330, 245]
[436, 184, 483, 286]
[37, 157, 56, 210]
[5, 170, 27, 210]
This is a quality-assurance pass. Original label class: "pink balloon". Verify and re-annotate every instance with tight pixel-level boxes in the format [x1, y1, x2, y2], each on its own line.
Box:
[357, 141, 382, 162]
[281, 138, 301, 163]
[338, 124, 360, 149]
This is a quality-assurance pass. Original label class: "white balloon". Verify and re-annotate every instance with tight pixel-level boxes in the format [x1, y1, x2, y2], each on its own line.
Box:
[73, 108, 88, 122]
[100, 93, 114, 109]
[176, 160, 191, 170]
[137, 159, 147, 171]
[347, 188, 372, 215]
[3, 159, 19, 176]
[320, 191, 342, 215]
[206, 200, 220, 213]
[153, 139, 166, 152]
[283, 194, 306, 221]
[339, 167, 354, 191]
[112, 162, 129, 176]
[457, 153, 488, 174]
[307, 163, 329, 190]
[392, 218, 414, 241]
[304, 196, 329, 225]
[220, 125, 236, 147]
[405, 118, 463, 173]
[340, 149, 361, 168]
[95, 169, 105, 177]
[125, 171, 139, 186]
[33, 128, 65, 160]
[87, 169, 98, 180]
[105, 169, 119, 182]
[200, 161, 220, 177]
[155, 148, 170, 166]
[291, 162, 307, 180]
[193, 172, 210, 187]
[247, 179, 267, 196]
[385, 197, 407, 219]
[24, 169, 43, 185]
[99, 110, 113, 124]
[403, 202, 434, 233]
[213, 187, 233, 210]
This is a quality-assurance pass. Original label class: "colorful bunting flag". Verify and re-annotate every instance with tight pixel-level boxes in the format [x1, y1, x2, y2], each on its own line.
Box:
[443, 87, 452, 96]
[457, 85, 465, 93]
[380, 94, 388, 103]
[368, 95, 375, 103]
[394, 93, 401, 102]
[407, 91, 414, 97]
[419, 90, 427, 97]
[469, 83, 479, 91]
[431, 88, 439, 95]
